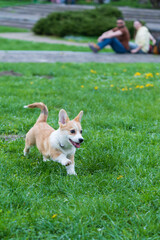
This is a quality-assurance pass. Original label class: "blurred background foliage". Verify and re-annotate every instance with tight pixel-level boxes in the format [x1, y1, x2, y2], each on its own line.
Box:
[33, 5, 135, 38]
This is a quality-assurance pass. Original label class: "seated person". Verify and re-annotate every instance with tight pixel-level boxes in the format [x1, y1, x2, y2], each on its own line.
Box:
[89, 18, 130, 54]
[130, 20, 156, 54]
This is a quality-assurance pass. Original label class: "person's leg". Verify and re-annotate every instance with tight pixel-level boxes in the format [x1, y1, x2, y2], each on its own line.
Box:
[89, 38, 127, 53]
[89, 38, 113, 53]
[129, 42, 138, 50]
[107, 38, 128, 53]
[97, 38, 112, 49]
[136, 49, 146, 54]
[129, 42, 146, 54]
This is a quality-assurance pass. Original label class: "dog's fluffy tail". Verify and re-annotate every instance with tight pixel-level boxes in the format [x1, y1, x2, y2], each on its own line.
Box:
[24, 102, 48, 123]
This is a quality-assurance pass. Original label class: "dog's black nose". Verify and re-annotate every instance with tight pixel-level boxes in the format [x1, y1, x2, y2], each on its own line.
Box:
[79, 138, 84, 143]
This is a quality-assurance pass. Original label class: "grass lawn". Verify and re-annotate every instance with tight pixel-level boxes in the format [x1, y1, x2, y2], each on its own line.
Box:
[0, 0, 31, 7]
[0, 62, 160, 239]
[0, 0, 152, 8]
[0, 37, 112, 52]
[0, 26, 29, 33]
[0, 0, 152, 9]
[0, 26, 108, 52]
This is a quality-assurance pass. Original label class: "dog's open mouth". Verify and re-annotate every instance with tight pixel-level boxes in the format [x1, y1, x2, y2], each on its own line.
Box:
[69, 139, 80, 148]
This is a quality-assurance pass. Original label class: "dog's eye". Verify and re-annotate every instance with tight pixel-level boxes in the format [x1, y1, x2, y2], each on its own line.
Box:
[80, 130, 82, 134]
[70, 130, 75, 134]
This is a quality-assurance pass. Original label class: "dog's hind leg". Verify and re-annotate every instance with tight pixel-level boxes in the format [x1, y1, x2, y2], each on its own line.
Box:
[24, 146, 29, 156]
[24, 131, 35, 156]
[43, 156, 50, 162]
[24, 138, 31, 156]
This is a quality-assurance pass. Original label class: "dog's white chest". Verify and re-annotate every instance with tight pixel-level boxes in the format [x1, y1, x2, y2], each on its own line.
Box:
[49, 130, 76, 156]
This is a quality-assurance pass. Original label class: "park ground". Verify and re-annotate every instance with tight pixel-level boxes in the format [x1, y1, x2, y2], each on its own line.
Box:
[0, 62, 160, 239]
[0, 3, 160, 238]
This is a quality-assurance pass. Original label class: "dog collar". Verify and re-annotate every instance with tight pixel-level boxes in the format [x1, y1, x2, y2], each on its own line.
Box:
[59, 142, 65, 149]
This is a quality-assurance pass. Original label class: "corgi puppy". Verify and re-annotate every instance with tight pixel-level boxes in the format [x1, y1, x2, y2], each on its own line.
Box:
[24, 102, 83, 175]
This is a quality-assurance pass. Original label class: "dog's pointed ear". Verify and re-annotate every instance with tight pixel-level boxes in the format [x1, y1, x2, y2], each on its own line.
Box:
[59, 109, 69, 126]
[74, 111, 83, 122]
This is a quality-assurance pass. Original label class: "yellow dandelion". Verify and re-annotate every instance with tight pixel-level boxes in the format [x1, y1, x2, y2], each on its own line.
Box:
[110, 84, 114, 87]
[90, 69, 97, 74]
[156, 73, 159, 76]
[94, 86, 98, 90]
[61, 65, 66, 69]
[30, 82, 33, 85]
[135, 85, 144, 89]
[145, 73, 153, 78]
[52, 214, 58, 219]
[145, 83, 154, 87]
[129, 88, 132, 90]
[117, 175, 123, 180]
[81, 85, 84, 88]
[134, 72, 141, 76]
[121, 87, 128, 91]
[123, 69, 127, 72]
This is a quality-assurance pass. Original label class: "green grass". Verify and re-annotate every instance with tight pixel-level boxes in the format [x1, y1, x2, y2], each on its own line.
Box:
[0, 37, 112, 52]
[0, 0, 31, 7]
[0, 25, 97, 42]
[0, 0, 152, 8]
[0, 26, 109, 52]
[0, 26, 29, 33]
[0, 62, 160, 239]
[64, 35, 98, 43]
[0, 25, 97, 43]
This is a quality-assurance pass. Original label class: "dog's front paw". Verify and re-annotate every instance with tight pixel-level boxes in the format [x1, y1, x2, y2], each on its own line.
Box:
[66, 164, 77, 175]
[67, 171, 77, 176]
[43, 156, 50, 162]
[65, 160, 72, 166]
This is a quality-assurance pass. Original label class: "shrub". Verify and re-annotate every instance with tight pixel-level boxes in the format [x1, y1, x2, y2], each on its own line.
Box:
[33, 5, 125, 37]
[126, 21, 134, 39]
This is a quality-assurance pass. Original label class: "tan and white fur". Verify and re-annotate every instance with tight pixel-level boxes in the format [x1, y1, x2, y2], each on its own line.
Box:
[24, 102, 83, 175]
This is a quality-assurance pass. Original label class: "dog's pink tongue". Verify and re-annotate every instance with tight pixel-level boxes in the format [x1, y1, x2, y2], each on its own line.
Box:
[74, 142, 80, 148]
[70, 139, 81, 148]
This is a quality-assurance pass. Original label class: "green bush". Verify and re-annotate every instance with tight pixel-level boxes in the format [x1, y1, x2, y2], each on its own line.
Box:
[33, 5, 125, 37]
[126, 20, 134, 39]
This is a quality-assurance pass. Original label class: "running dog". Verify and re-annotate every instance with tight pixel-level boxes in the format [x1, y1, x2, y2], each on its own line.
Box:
[24, 102, 83, 175]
